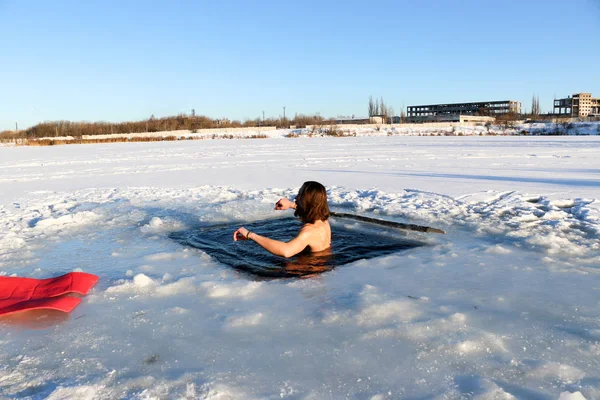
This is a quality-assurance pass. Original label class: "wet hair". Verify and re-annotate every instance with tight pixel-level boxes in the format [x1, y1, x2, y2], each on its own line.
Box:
[294, 181, 330, 224]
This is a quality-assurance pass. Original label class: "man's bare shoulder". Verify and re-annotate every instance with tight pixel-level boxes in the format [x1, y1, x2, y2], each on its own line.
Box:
[299, 223, 316, 234]
[300, 220, 329, 233]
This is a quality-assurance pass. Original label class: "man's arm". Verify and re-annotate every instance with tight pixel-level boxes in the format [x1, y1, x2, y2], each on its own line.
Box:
[233, 226, 310, 258]
[275, 198, 296, 211]
[249, 231, 309, 258]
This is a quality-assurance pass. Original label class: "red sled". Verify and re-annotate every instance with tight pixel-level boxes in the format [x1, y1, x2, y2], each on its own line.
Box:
[0, 272, 98, 317]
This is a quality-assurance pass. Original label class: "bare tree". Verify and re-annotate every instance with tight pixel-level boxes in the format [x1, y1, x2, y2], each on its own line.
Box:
[380, 97, 387, 120]
[368, 96, 375, 117]
[531, 94, 540, 116]
[375, 98, 380, 116]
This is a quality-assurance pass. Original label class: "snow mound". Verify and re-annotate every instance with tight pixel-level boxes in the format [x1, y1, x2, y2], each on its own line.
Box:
[225, 312, 265, 329]
[356, 300, 421, 326]
[47, 385, 104, 400]
[106, 274, 197, 297]
[527, 362, 586, 383]
[34, 211, 100, 231]
[329, 187, 599, 262]
[559, 391, 587, 400]
[199, 280, 263, 299]
[140, 216, 186, 233]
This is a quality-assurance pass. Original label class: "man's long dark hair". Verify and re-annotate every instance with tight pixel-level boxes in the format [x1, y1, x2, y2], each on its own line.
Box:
[294, 181, 330, 224]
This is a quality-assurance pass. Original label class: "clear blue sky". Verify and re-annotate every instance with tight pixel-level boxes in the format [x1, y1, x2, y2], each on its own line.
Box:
[1, 0, 599, 130]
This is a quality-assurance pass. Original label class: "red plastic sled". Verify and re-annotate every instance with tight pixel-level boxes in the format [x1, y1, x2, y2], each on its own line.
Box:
[0, 272, 98, 317]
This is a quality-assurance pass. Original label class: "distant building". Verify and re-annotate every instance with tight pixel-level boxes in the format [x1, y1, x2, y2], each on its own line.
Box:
[407, 114, 496, 124]
[554, 93, 600, 118]
[369, 115, 385, 124]
[406, 100, 521, 123]
[333, 116, 385, 124]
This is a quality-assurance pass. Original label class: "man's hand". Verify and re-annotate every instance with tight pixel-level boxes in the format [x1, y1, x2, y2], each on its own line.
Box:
[233, 227, 250, 241]
[275, 198, 295, 210]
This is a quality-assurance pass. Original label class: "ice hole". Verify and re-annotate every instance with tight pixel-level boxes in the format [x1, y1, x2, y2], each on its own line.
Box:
[169, 217, 425, 278]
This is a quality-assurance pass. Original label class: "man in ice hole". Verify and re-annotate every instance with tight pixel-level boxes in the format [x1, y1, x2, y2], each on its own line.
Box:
[233, 181, 332, 262]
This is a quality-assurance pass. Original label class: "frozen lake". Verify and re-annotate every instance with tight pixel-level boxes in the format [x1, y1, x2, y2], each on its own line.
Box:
[1, 136, 599, 399]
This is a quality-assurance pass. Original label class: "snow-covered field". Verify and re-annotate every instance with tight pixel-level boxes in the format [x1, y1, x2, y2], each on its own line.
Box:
[0, 136, 599, 399]
[308, 121, 600, 137]
[4, 121, 598, 146]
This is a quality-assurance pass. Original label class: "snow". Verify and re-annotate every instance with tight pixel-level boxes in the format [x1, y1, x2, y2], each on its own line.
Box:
[559, 392, 587, 400]
[0, 136, 599, 399]
[4, 121, 598, 148]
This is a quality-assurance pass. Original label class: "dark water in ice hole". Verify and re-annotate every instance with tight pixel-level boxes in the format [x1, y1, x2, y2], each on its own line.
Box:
[169, 217, 425, 278]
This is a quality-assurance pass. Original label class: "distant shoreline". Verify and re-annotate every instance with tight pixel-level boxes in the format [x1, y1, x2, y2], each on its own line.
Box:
[1, 121, 599, 147]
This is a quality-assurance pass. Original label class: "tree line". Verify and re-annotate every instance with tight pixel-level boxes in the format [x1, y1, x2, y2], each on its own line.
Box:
[1, 113, 327, 139]
[368, 96, 394, 121]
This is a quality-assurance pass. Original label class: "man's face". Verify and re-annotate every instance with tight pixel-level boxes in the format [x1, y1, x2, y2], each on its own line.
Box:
[296, 185, 306, 205]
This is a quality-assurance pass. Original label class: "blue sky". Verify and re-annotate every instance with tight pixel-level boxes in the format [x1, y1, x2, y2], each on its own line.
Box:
[1, 0, 599, 130]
